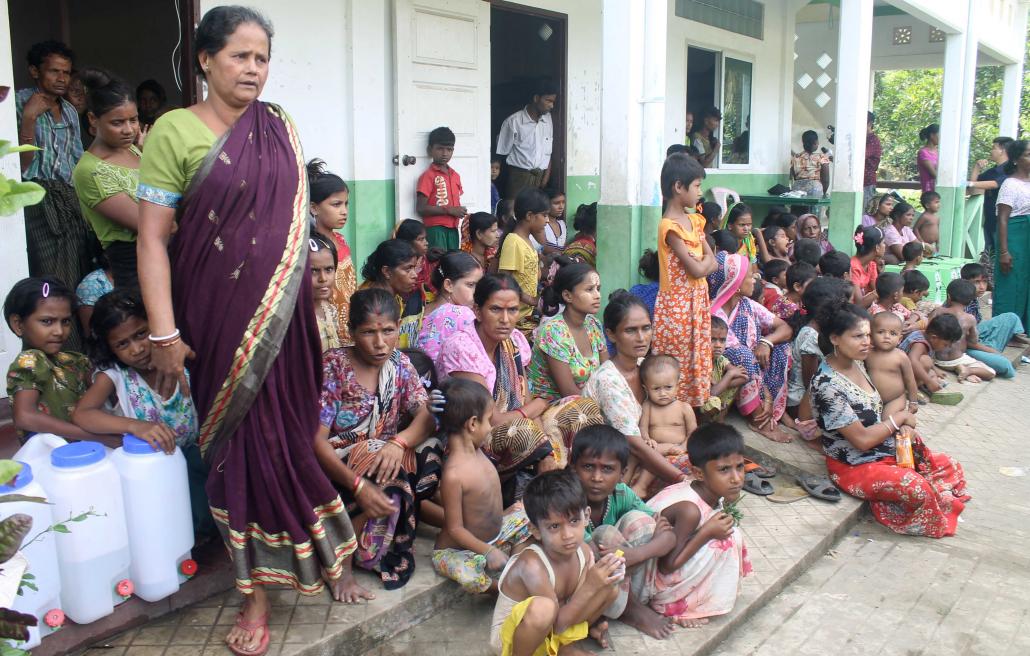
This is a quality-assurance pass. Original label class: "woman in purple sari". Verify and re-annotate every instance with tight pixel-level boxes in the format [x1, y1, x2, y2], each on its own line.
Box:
[137, 7, 357, 655]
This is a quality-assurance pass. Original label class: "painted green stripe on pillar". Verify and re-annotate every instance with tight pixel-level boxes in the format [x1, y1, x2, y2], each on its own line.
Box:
[597, 203, 661, 303]
[345, 179, 396, 279]
[829, 190, 862, 256]
[935, 185, 964, 258]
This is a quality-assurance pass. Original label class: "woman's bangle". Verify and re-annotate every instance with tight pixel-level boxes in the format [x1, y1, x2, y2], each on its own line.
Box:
[153, 336, 182, 348]
[353, 477, 366, 496]
[390, 436, 409, 450]
[759, 338, 774, 350]
[516, 408, 528, 419]
[149, 329, 181, 343]
[888, 415, 900, 432]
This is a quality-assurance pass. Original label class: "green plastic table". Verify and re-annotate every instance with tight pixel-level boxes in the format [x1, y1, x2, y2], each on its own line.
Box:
[739, 194, 833, 208]
[884, 255, 973, 304]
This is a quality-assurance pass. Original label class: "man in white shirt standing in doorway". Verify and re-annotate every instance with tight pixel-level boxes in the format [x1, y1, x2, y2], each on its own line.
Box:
[496, 78, 557, 200]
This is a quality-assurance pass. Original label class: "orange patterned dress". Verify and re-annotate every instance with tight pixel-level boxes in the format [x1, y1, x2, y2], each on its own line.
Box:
[652, 214, 712, 406]
[329, 232, 357, 345]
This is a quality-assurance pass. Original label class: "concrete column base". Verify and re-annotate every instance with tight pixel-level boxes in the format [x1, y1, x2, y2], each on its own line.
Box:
[829, 190, 863, 256]
[597, 203, 661, 297]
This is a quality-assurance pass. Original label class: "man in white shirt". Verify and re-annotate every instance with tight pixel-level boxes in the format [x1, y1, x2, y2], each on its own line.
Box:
[496, 79, 558, 200]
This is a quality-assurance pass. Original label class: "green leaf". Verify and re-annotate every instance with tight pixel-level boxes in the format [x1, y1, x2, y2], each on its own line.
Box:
[0, 608, 37, 642]
[0, 643, 30, 656]
[0, 181, 45, 217]
[51, 525, 69, 534]
[0, 516, 32, 563]
[0, 463, 22, 489]
[0, 496, 48, 506]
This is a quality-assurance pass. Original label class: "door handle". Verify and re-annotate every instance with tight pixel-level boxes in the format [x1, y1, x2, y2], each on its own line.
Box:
[393, 155, 417, 166]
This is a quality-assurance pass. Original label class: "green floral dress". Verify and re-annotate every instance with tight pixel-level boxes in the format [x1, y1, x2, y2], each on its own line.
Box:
[528, 314, 606, 401]
[6, 349, 91, 439]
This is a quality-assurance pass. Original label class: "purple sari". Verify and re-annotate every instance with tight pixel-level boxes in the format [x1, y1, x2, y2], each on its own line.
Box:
[169, 102, 355, 595]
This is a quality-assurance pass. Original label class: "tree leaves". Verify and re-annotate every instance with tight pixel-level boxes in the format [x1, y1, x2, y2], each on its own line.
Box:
[0, 607, 37, 642]
[0, 516, 32, 564]
[0, 462, 22, 489]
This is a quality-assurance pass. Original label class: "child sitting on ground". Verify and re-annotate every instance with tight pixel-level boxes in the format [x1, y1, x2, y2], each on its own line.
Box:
[869, 272, 919, 333]
[900, 270, 931, 311]
[924, 311, 996, 384]
[792, 238, 823, 268]
[433, 378, 531, 594]
[490, 469, 624, 656]
[913, 190, 941, 253]
[865, 311, 920, 416]
[636, 355, 698, 497]
[4, 277, 96, 444]
[71, 288, 212, 537]
[901, 240, 924, 272]
[416, 126, 466, 250]
[770, 262, 816, 320]
[645, 423, 752, 628]
[702, 317, 748, 423]
[700, 201, 723, 237]
[310, 233, 341, 352]
[761, 225, 791, 264]
[960, 263, 1030, 354]
[570, 426, 677, 641]
[899, 315, 966, 404]
[759, 259, 789, 310]
[931, 279, 1013, 379]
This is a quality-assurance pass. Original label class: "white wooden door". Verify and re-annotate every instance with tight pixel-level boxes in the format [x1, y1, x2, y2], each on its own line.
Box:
[394, 0, 491, 223]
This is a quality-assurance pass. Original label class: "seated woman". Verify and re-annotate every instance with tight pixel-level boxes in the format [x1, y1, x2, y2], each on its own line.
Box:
[529, 261, 607, 401]
[461, 211, 501, 272]
[360, 239, 423, 348]
[795, 214, 834, 256]
[862, 194, 895, 229]
[313, 288, 441, 591]
[709, 253, 794, 442]
[416, 251, 483, 361]
[437, 274, 601, 495]
[629, 250, 660, 318]
[582, 291, 691, 488]
[883, 201, 920, 265]
[563, 202, 598, 267]
[850, 226, 886, 308]
[810, 301, 968, 537]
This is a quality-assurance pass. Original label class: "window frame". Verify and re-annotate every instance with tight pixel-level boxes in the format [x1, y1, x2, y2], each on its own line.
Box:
[685, 41, 756, 171]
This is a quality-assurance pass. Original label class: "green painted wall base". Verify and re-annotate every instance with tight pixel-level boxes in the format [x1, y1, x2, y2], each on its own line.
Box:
[936, 185, 964, 257]
[567, 175, 601, 217]
[345, 179, 396, 277]
[597, 203, 661, 297]
[829, 190, 863, 256]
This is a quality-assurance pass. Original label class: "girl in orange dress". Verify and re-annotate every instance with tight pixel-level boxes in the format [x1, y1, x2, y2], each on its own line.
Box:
[652, 154, 718, 406]
[308, 160, 357, 345]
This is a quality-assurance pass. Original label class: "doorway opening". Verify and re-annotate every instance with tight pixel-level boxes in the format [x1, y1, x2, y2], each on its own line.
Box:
[9, 0, 200, 117]
[490, 2, 567, 198]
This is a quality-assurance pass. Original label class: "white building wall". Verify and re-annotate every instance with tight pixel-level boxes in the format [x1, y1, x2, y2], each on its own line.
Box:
[664, 0, 795, 175]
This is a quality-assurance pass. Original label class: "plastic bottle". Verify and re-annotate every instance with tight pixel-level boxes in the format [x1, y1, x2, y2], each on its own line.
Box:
[46, 442, 132, 624]
[0, 462, 64, 649]
[12, 434, 68, 474]
[895, 433, 915, 469]
[111, 435, 196, 602]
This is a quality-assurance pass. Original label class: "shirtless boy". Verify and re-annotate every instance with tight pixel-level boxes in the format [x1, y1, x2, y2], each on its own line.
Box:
[913, 191, 941, 253]
[866, 312, 920, 417]
[433, 378, 531, 593]
[634, 355, 698, 496]
[490, 470, 624, 656]
[928, 280, 997, 383]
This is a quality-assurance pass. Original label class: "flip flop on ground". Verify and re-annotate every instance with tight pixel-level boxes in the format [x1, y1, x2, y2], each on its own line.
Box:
[795, 473, 841, 502]
[743, 471, 774, 496]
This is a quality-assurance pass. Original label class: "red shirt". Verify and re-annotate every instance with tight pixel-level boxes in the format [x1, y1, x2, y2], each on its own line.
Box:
[850, 257, 879, 294]
[416, 163, 463, 229]
[864, 132, 882, 187]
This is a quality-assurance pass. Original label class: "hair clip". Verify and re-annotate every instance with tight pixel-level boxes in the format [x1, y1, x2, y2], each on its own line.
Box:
[419, 372, 432, 389]
[309, 238, 318, 251]
[41, 282, 50, 298]
[854, 232, 864, 246]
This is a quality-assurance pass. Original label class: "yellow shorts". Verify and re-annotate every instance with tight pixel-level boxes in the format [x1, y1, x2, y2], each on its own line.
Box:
[499, 596, 588, 656]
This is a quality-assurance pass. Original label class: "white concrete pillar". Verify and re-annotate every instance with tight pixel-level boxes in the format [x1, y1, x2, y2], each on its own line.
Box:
[937, 1, 978, 256]
[637, 0, 667, 209]
[599, 0, 642, 208]
[828, 0, 873, 250]
[1000, 62, 1025, 138]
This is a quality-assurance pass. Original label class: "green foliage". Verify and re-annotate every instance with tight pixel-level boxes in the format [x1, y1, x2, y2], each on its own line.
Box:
[872, 26, 1030, 182]
[0, 516, 31, 565]
[0, 464, 21, 490]
[0, 609, 36, 643]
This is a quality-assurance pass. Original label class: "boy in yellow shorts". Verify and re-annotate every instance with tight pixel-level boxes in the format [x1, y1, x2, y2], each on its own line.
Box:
[490, 469, 624, 655]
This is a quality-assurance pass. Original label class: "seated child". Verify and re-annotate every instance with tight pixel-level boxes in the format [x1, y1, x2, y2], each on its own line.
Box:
[931, 279, 1012, 379]
[913, 191, 941, 253]
[570, 425, 677, 640]
[490, 155, 502, 213]
[761, 225, 791, 264]
[71, 289, 212, 537]
[433, 378, 531, 594]
[310, 233, 341, 352]
[900, 270, 931, 313]
[900, 315, 962, 403]
[960, 262, 1029, 352]
[700, 201, 723, 237]
[4, 277, 96, 444]
[771, 262, 816, 320]
[759, 259, 789, 310]
[792, 238, 824, 268]
[710, 229, 740, 256]
[645, 423, 751, 627]
[900, 240, 924, 272]
[923, 311, 995, 384]
[869, 272, 919, 333]
[490, 469, 624, 656]
[702, 317, 748, 423]
[635, 355, 698, 497]
[865, 312, 920, 417]
[818, 250, 851, 281]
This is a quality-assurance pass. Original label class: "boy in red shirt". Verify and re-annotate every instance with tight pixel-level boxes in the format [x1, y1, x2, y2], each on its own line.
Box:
[416, 126, 466, 250]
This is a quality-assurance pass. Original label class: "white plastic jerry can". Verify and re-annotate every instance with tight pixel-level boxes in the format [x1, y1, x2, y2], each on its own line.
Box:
[0, 462, 64, 649]
[46, 442, 133, 624]
[111, 434, 196, 602]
